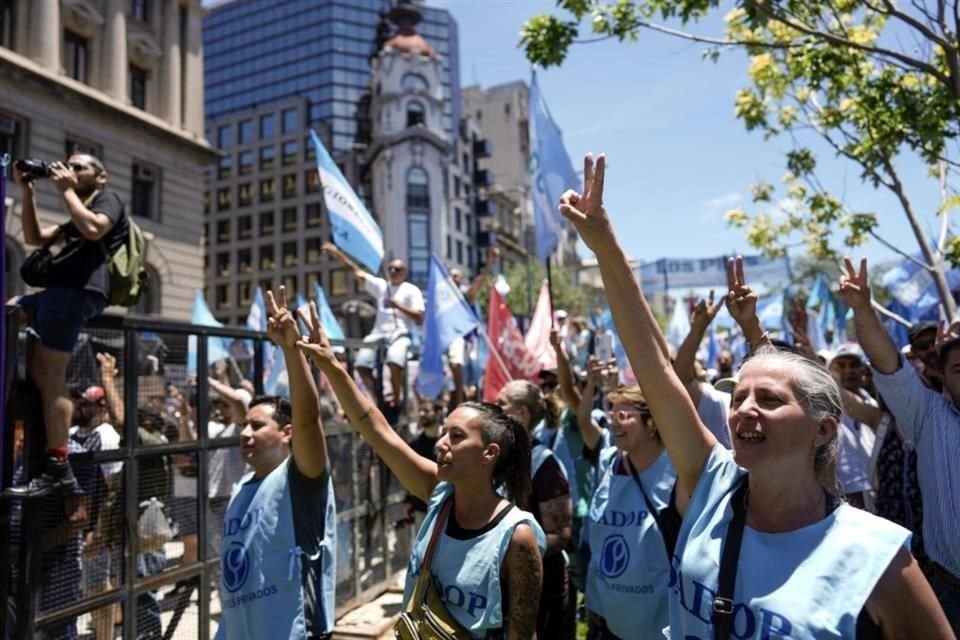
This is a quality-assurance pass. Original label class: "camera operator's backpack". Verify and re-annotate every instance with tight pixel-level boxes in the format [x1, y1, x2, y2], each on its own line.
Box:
[102, 215, 148, 307]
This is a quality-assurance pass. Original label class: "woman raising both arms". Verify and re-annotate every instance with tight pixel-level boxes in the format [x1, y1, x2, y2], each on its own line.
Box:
[557, 153, 953, 639]
[294, 302, 546, 640]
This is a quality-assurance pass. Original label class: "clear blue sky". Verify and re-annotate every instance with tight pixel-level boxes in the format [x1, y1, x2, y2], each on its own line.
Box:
[439, 0, 947, 272]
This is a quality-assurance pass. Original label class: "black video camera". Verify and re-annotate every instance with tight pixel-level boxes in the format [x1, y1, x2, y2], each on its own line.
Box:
[13, 159, 52, 182]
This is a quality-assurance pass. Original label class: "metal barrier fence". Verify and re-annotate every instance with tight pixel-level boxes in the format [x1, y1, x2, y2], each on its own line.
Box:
[1, 309, 416, 639]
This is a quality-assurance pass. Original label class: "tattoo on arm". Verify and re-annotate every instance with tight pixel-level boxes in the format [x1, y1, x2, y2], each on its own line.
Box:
[538, 494, 572, 557]
[504, 527, 542, 640]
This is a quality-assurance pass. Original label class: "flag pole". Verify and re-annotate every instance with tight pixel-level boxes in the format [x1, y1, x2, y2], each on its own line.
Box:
[475, 324, 514, 383]
[545, 258, 556, 327]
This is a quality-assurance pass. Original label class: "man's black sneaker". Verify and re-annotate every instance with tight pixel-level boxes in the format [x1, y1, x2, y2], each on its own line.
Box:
[3, 459, 82, 499]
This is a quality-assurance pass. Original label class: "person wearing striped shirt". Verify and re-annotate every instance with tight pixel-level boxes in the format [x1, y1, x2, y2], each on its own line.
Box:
[841, 257, 960, 633]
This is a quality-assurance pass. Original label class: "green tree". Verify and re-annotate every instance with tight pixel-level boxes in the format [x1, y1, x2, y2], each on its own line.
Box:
[473, 261, 602, 318]
[521, 0, 960, 319]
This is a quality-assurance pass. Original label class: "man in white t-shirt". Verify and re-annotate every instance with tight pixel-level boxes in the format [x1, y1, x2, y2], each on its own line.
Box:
[324, 243, 425, 405]
[828, 342, 877, 509]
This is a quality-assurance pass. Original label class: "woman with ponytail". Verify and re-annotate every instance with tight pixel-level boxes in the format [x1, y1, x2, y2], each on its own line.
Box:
[295, 302, 545, 639]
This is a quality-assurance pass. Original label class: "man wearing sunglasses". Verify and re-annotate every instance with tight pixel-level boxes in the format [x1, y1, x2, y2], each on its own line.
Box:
[323, 244, 424, 408]
[9, 153, 128, 498]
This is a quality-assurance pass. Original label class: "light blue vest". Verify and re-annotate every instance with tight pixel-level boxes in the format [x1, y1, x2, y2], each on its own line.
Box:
[586, 447, 676, 640]
[669, 445, 911, 640]
[534, 410, 610, 521]
[216, 458, 336, 640]
[403, 482, 547, 639]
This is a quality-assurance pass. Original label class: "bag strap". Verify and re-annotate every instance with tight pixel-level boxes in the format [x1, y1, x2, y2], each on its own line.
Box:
[407, 496, 453, 611]
[713, 478, 749, 640]
[623, 453, 671, 551]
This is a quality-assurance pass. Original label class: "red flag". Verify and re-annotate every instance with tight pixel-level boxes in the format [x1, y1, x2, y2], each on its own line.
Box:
[483, 285, 542, 402]
[524, 280, 558, 372]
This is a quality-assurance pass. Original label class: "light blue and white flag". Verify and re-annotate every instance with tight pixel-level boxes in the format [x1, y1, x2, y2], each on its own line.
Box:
[263, 344, 289, 396]
[666, 297, 691, 349]
[309, 128, 384, 274]
[246, 286, 267, 333]
[881, 253, 960, 322]
[529, 71, 579, 261]
[187, 290, 232, 375]
[806, 273, 830, 312]
[313, 283, 346, 342]
[416, 255, 481, 399]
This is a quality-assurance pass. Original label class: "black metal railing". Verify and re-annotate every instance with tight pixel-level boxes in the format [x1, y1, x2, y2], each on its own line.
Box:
[1, 308, 416, 639]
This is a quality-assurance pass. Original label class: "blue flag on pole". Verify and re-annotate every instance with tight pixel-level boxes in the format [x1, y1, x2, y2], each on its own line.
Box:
[529, 71, 579, 260]
[416, 255, 481, 399]
[666, 296, 691, 349]
[806, 273, 830, 312]
[309, 128, 384, 274]
[187, 291, 232, 375]
[881, 253, 960, 322]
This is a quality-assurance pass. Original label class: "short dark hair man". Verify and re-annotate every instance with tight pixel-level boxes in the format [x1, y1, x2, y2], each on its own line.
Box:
[215, 288, 336, 640]
[9, 154, 129, 498]
[907, 321, 940, 390]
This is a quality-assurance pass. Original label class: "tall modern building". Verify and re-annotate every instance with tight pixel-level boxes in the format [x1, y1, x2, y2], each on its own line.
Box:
[2, 0, 218, 319]
[203, 0, 460, 153]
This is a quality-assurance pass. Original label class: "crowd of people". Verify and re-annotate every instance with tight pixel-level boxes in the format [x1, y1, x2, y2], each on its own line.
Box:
[5, 150, 960, 640]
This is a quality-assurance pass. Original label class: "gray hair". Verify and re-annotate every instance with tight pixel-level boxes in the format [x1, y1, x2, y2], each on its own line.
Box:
[739, 347, 842, 495]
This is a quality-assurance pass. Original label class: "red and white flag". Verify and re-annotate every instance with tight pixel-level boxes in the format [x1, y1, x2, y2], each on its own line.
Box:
[524, 280, 558, 372]
[483, 285, 542, 403]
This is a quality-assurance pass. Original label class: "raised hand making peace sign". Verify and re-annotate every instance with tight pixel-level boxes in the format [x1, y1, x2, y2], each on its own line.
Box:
[725, 256, 758, 327]
[558, 153, 613, 251]
[838, 257, 872, 312]
[296, 301, 339, 371]
[690, 290, 723, 329]
[265, 286, 301, 350]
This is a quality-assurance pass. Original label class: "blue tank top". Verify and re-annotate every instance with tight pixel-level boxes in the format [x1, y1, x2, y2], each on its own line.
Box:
[669, 445, 910, 639]
[534, 409, 610, 520]
[403, 482, 547, 638]
[586, 447, 676, 640]
[216, 458, 337, 640]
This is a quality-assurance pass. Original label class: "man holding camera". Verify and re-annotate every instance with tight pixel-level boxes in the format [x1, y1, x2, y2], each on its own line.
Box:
[8, 153, 128, 497]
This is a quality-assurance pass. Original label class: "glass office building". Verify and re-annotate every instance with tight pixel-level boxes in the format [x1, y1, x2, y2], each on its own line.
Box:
[204, 0, 461, 152]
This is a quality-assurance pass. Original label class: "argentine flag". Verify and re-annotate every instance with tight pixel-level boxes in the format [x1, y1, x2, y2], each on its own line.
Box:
[416, 255, 481, 400]
[187, 290, 232, 375]
[309, 129, 384, 274]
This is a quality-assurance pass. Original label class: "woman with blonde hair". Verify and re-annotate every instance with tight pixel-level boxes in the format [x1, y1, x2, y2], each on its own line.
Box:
[558, 152, 953, 639]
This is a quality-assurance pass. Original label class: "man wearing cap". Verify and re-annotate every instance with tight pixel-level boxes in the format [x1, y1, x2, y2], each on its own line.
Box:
[907, 321, 941, 391]
[841, 257, 960, 631]
[828, 342, 877, 509]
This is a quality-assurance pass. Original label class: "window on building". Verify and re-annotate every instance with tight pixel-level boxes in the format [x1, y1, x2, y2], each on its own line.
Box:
[216, 284, 228, 310]
[305, 169, 320, 194]
[131, 0, 150, 22]
[203, 191, 210, 215]
[237, 183, 252, 207]
[218, 155, 232, 179]
[65, 137, 101, 158]
[217, 187, 231, 211]
[282, 174, 297, 199]
[0, 111, 23, 161]
[306, 271, 320, 293]
[282, 109, 298, 134]
[330, 269, 348, 296]
[401, 73, 428, 91]
[465, 213, 472, 234]
[406, 167, 429, 209]
[282, 241, 297, 267]
[282, 275, 297, 295]
[406, 100, 425, 127]
[129, 65, 147, 109]
[218, 125, 233, 149]
[408, 212, 430, 285]
[304, 136, 316, 161]
[259, 146, 275, 171]
[260, 211, 274, 234]
[282, 141, 298, 166]
[260, 178, 275, 202]
[238, 119, 254, 144]
[454, 207, 461, 232]
[238, 248, 252, 274]
[454, 176, 461, 198]
[259, 278, 273, 294]
[132, 162, 160, 219]
[237, 280, 252, 306]
[306, 238, 321, 264]
[216, 252, 230, 277]
[1, 0, 15, 49]
[504, 102, 511, 117]
[63, 31, 88, 83]
[238, 150, 253, 175]
[305, 203, 322, 227]
[259, 244, 274, 269]
[446, 236, 452, 259]
[238, 214, 252, 239]
[259, 113, 275, 139]
[282, 207, 297, 232]
[216, 219, 230, 242]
